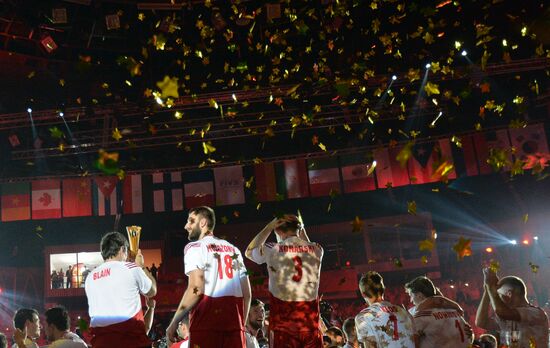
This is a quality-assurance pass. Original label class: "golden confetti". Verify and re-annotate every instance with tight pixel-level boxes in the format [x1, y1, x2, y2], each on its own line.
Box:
[453, 237, 472, 260]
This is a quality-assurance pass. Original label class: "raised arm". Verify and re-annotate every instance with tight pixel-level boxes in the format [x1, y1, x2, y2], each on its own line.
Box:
[135, 249, 157, 297]
[245, 218, 278, 259]
[166, 269, 205, 342]
[483, 268, 521, 322]
[475, 287, 492, 329]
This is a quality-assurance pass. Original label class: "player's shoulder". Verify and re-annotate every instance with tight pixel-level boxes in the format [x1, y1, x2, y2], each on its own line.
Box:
[123, 261, 140, 270]
[184, 241, 203, 254]
[264, 242, 276, 249]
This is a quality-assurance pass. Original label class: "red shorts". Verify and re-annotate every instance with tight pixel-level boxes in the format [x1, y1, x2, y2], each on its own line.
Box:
[189, 330, 246, 348]
[269, 329, 323, 348]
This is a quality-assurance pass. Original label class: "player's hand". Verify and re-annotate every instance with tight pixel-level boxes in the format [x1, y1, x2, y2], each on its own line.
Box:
[14, 327, 27, 346]
[166, 322, 178, 343]
[135, 249, 145, 267]
[482, 267, 498, 287]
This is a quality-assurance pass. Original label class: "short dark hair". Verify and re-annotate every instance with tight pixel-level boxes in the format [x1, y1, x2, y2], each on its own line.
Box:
[100, 232, 128, 260]
[326, 326, 343, 339]
[45, 306, 70, 331]
[0, 332, 6, 348]
[189, 206, 216, 230]
[13, 308, 38, 330]
[359, 271, 385, 298]
[405, 276, 437, 297]
[251, 299, 264, 308]
[276, 214, 301, 233]
[342, 317, 356, 340]
[498, 276, 527, 297]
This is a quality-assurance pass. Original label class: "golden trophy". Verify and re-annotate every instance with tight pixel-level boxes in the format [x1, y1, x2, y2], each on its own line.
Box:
[126, 225, 142, 260]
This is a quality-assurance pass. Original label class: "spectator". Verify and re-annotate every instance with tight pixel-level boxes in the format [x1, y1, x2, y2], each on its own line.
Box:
[0, 333, 6, 348]
[325, 327, 344, 346]
[171, 314, 189, 348]
[12, 308, 40, 348]
[341, 317, 359, 348]
[476, 268, 549, 348]
[65, 266, 72, 289]
[150, 263, 158, 280]
[479, 334, 497, 348]
[246, 299, 266, 348]
[43, 307, 87, 347]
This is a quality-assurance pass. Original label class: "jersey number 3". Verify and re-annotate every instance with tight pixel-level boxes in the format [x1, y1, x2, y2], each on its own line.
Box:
[215, 254, 234, 279]
[292, 256, 302, 282]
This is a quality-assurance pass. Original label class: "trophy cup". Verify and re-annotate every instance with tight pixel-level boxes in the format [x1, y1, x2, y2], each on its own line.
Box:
[126, 225, 142, 260]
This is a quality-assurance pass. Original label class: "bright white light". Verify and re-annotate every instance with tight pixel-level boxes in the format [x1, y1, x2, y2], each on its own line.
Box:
[425, 63, 431, 69]
[450, 285, 455, 289]
[534, 236, 539, 241]
[372, 160, 377, 167]
[59, 112, 64, 117]
[510, 240, 517, 245]
[465, 283, 469, 287]
[392, 75, 397, 81]
[27, 108, 32, 113]
[461, 50, 467, 56]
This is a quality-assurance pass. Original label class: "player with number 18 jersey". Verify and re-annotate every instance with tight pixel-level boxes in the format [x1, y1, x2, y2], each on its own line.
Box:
[246, 215, 324, 348]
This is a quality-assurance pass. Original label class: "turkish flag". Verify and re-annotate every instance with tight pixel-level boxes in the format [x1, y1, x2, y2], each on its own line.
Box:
[32, 180, 61, 219]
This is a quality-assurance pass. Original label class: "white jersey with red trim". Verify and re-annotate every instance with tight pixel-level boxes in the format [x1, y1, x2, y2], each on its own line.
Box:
[355, 301, 416, 348]
[249, 236, 323, 302]
[85, 260, 152, 327]
[184, 235, 248, 331]
[413, 306, 471, 348]
[495, 304, 549, 348]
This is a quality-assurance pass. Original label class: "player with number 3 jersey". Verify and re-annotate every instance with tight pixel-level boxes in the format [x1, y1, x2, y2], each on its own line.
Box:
[355, 271, 417, 348]
[246, 214, 324, 348]
[166, 206, 252, 348]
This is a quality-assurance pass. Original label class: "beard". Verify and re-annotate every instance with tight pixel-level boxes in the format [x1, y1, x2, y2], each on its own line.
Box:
[188, 225, 202, 241]
[249, 319, 264, 331]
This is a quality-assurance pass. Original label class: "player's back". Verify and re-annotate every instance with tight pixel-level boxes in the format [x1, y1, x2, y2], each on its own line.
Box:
[264, 236, 323, 302]
[184, 235, 247, 331]
[413, 307, 470, 348]
[355, 301, 416, 348]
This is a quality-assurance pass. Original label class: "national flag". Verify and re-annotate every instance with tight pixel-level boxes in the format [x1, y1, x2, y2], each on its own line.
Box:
[339, 154, 376, 193]
[184, 170, 215, 208]
[473, 129, 512, 174]
[254, 162, 277, 202]
[122, 174, 143, 214]
[451, 135, 480, 177]
[152, 172, 184, 212]
[408, 139, 457, 185]
[275, 159, 309, 199]
[92, 177, 120, 216]
[373, 146, 409, 188]
[1, 182, 30, 221]
[32, 180, 61, 219]
[62, 178, 92, 217]
[509, 124, 549, 161]
[214, 165, 245, 205]
[307, 157, 341, 197]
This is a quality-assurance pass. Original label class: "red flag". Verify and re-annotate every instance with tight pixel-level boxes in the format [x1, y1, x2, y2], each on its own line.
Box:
[278, 159, 309, 199]
[1, 183, 30, 221]
[32, 180, 61, 219]
[254, 162, 277, 201]
[63, 178, 92, 217]
[374, 147, 409, 188]
[122, 175, 143, 214]
[509, 124, 549, 161]
[307, 158, 341, 197]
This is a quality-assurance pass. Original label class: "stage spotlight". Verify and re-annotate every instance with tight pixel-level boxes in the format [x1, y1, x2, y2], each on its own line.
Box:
[534, 236, 539, 241]
[510, 240, 517, 245]
[522, 239, 530, 245]
[27, 107, 32, 113]
[461, 50, 468, 56]
[392, 75, 397, 81]
[485, 247, 493, 253]
[425, 63, 431, 69]
[59, 112, 64, 117]
[465, 283, 469, 287]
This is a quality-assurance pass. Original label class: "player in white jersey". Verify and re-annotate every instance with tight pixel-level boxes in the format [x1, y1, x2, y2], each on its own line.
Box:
[476, 268, 549, 348]
[405, 276, 472, 348]
[355, 271, 417, 348]
[246, 214, 324, 348]
[85, 231, 157, 348]
[166, 206, 251, 348]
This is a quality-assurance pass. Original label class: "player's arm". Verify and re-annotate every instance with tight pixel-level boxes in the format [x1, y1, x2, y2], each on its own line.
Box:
[298, 225, 311, 242]
[245, 217, 278, 259]
[166, 269, 205, 342]
[144, 298, 155, 335]
[240, 275, 252, 324]
[361, 337, 378, 348]
[135, 249, 157, 297]
[475, 287, 496, 329]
